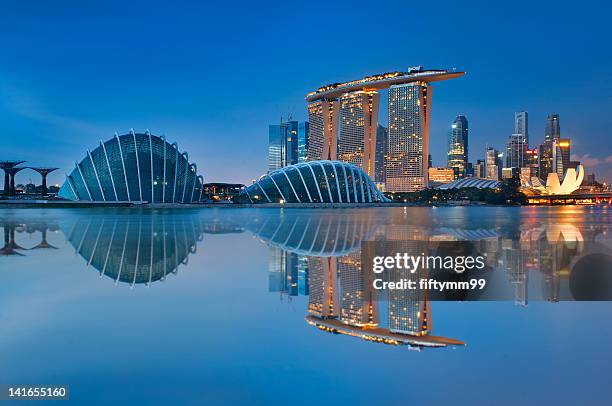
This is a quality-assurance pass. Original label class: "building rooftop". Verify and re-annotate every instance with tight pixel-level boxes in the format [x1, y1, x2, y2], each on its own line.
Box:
[306, 67, 464, 102]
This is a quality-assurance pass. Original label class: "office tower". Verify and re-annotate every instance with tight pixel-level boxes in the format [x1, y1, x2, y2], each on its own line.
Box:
[298, 121, 309, 163]
[485, 147, 502, 180]
[506, 133, 527, 168]
[539, 114, 560, 178]
[447, 115, 469, 177]
[474, 159, 485, 178]
[375, 124, 388, 183]
[514, 111, 529, 145]
[525, 148, 539, 174]
[268, 123, 285, 172]
[268, 120, 299, 172]
[386, 82, 431, 192]
[553, 138, 571, 180]
[545, 113, 560, 142]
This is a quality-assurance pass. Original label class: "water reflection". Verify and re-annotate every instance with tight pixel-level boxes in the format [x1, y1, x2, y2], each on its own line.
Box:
[65, 214, 205, 286]
[2, 207, 612, 349]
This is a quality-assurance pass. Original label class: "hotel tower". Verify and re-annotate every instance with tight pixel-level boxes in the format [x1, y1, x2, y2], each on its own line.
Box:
[306, 67, 463, 191]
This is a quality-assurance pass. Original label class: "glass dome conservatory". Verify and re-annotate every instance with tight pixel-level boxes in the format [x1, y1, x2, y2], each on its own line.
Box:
[236, 161, 389, 204]
[58, 130, 204, 203]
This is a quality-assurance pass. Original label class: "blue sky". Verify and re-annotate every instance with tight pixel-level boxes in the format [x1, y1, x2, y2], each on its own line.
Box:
[1, 0, 611, 185]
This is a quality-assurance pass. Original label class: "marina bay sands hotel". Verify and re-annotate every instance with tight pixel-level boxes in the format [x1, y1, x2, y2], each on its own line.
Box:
[306, 67, 464, 192]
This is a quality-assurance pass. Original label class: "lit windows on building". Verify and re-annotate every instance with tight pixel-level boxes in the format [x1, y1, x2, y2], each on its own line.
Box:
[386, 82, 430, 192]
[428, 167, 455, 185]
[447, 115, 469, 177]
[553, 138, 571, 180]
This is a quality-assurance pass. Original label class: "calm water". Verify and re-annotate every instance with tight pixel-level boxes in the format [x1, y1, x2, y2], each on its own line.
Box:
[1, 206, 611, 405]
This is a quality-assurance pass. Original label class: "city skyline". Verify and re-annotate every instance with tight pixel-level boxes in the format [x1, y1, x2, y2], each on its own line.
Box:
[1, 1, 612, 187]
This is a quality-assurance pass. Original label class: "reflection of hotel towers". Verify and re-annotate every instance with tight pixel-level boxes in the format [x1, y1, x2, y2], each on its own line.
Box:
[307, 224, 433, 334]
[384, 226, 432, 335]
[338, 251, 378, 327]
[66, 215, 204, 286]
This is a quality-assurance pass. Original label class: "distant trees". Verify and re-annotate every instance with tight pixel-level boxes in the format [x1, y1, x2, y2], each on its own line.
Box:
[386, 179, 527, 205]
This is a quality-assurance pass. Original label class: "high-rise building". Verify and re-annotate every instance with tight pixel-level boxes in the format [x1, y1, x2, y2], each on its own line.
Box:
[375, 124, 388, 184]
[539, 114, 560, 178]
[307, 100, 339, 161]
[306, 67, 463, 187]
[268, 120, 300, 172]
[553, 138, 571, 180]
[386, 82, 431, 192]
[474, 159, 485, 178]
[337, 91, 379, 176]
[506, 133, 527, 169]
[514, 111, 529, 146]
[447, 115, 469, 177]
[545, 113, 560, 143]
[298, 122, 309, 163]
[485, 147, 502, 180]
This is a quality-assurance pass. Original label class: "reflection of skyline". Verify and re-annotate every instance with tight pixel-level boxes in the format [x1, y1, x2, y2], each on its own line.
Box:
[255, 209, 612, 348]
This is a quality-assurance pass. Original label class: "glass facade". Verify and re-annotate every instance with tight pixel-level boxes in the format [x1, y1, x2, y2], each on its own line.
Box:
[58, 131, 204, 203]
[447, 115, 469, 178]
[236, 161, 389, 204]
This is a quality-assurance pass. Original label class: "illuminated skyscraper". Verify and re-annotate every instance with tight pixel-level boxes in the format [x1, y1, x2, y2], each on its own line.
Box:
[306, 68, 463, 186]
[485, 147, 502, 180]
[337, 91, 380, 177]
[375, 124, 388, 183]
[506, 133, 527, 169]
[553, 138, 571, 180]
[386, 82, 431, 192]
[307, 100, 339, 161]
[447, 115, 469, 178]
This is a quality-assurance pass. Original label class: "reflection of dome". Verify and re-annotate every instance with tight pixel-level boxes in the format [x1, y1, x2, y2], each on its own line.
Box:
[66, 214, 204, 286]
[58, 130, 204, 203]
[236, 161, 389, 204]
[246, 211, 377, 256]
